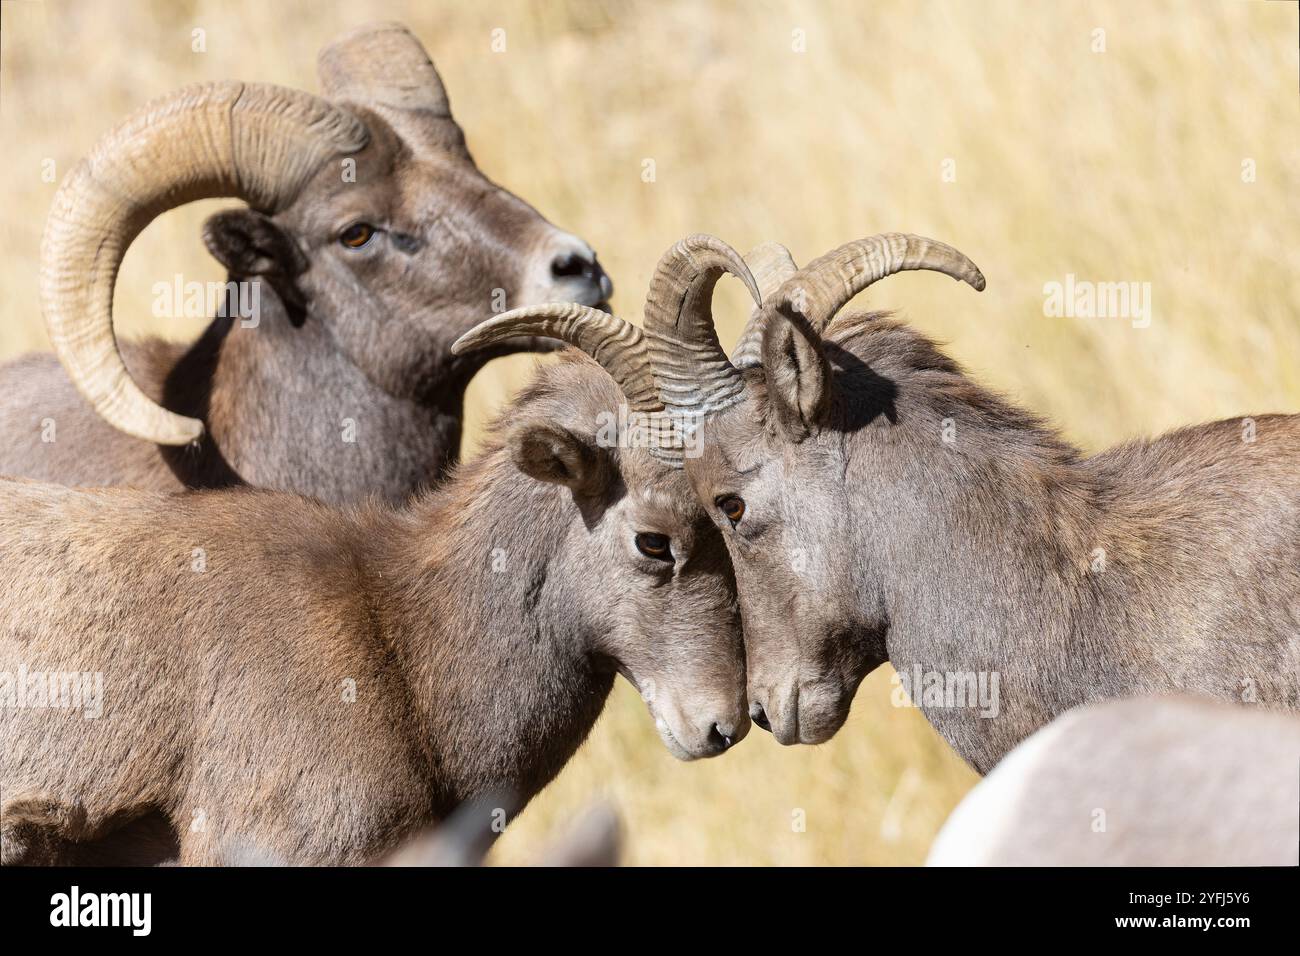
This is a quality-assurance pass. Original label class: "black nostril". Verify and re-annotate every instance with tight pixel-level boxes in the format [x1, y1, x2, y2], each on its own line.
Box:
[708, 724, 733, 752]
[551, 251, 597, 281]
[750, 703, 771, 732]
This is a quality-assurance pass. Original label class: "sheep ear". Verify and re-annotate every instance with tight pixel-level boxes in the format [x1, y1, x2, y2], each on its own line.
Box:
[202, 209, 307, 280]
[507, 419, 611, 496]
[760, 306, 830, 440]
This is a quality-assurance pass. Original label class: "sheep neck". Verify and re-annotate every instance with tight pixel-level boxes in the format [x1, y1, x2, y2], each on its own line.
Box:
[831, 324, 1107, 770]
[172, 287, 471, 505]
[362, 448, 615, 815]
[835, 321, 1297, 770]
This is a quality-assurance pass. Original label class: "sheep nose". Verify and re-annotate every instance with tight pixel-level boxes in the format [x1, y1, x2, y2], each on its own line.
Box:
[706, 723, 736, 753]
[550, 249, 593, 279]
[550, 249, 613, 301]
[750, 702, 771, 733]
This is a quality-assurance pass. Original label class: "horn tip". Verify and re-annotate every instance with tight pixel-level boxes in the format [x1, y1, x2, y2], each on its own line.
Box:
[449, 331, 479, 356]
[450, 309, 546, 355]
[148, 416, 204, 447]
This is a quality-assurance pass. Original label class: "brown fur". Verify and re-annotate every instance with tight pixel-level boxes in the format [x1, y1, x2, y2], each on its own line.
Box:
[0, 354, 746, 865]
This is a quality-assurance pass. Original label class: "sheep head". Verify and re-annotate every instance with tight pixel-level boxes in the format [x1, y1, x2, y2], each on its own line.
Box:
[41, 21, 610, 446]
[451, 239, 767, 759]
[656, 233, 986, 745]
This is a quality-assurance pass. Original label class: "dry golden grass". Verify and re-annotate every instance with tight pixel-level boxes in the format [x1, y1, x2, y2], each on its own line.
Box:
[1, 0, 1296, 864]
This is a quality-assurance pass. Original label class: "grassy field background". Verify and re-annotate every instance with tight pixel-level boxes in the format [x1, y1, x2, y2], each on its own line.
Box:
[1, 0, 1296, 864]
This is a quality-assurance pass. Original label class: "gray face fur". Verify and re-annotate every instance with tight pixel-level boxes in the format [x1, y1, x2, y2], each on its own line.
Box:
[688, 366, 883, 745]
[232, 102, 609, 405]
[494, 357, 750, 759]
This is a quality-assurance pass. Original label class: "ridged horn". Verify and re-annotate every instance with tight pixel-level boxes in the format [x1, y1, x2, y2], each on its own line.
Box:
[642, 234, 761, 417]
[730, 242, 799, 370]
[317, 22, 450, 116]
[40, 81, 368, 445]
[774, 232, 985, 332]
[746, 241, 799, 303]
[452, 303, 660, 414]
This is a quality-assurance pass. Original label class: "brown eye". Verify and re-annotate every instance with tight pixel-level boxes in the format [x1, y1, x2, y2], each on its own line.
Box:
[718, 495, 746, 525]
[339, 223, 376, 248]
[635, 532, 673, 561]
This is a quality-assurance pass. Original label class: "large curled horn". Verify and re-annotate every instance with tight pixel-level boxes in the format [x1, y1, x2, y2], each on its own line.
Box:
[40, 82, 367, 445]
[317, 21, 450, 116]
[641, 234, 761, 417]
[452, 303, 660, 414]
[774, 232, 985, 332]
[730, 242, 799, 370]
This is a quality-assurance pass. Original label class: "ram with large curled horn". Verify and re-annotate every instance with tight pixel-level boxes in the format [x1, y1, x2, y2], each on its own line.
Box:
[0, 21, 612, 504]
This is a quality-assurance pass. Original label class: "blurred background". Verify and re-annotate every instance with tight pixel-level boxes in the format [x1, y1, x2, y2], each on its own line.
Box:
[1, 0, 1296, 864]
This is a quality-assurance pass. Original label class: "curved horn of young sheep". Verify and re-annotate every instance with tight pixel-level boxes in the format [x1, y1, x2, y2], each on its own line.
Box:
[452, 304, 662, 414]
[641, 234, 761, 417]
[775, 232, 986, 332]
[40, 82, 368, 445]
[730, 242, 799, 370]
[317, 21, 451, 115]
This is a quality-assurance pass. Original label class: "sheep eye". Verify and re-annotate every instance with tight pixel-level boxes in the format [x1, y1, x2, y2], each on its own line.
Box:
[634, 532, 673, 561]
[717, 495, 746, 525]
[339, 223, 376, 248]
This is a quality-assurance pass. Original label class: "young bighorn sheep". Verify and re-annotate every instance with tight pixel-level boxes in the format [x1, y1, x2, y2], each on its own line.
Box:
[580, 232, 1297, 772]
[0, 22, 610, 504]
[0, 247, 755, 864]
[927, 696, 1300, 865]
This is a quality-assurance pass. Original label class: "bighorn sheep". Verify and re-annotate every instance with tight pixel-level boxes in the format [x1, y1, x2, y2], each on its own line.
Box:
[0, 243, 758, 864]
[553, 231, 1298, 771]
[0, 22, 610, 504]
[926, 696, 1300, 865]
